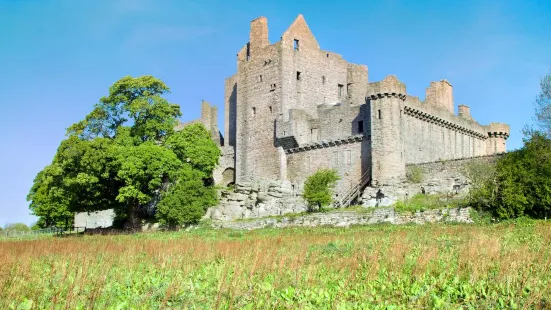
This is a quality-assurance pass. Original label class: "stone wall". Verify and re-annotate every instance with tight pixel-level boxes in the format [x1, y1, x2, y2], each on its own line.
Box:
[206, 180, 307, 221]
[404, 96, 489, 165]
[361, 154, 502, 208]
[285, 137, 368, 194]
[214, 207, 473, 230]
[74, 209, 115, 229]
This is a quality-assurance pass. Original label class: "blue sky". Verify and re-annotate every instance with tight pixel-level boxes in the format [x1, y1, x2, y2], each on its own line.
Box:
[0, 0, 549, 227]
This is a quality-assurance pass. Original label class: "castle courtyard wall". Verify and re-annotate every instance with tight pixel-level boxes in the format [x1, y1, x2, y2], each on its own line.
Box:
[403, 96, 489, 164]
[285, 138, 368, 195]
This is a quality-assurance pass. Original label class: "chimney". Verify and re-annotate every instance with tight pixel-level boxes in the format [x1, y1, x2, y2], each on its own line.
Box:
[249, 17, 269, 55]
[458, 105, 471, 120]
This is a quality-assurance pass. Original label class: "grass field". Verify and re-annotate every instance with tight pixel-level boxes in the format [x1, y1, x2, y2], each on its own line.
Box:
[2, 220, 551, 309]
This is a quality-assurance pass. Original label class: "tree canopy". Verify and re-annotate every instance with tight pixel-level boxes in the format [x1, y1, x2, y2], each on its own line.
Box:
[469, 67, 551, 219]
[5, 223, 30, 232]
[28, 76, 220, 229]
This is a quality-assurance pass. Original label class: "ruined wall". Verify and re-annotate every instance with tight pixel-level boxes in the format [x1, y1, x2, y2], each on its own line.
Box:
[235, 41, 282, 183]
[403, 95, 489, 164]
[285, 138, 367, 194]
[224, 74, 237, 147]
[279, 15, 367, 121]
[215, 207, 473, 230]
[277, 103, 368, 146]
[317, 104, 368, 141]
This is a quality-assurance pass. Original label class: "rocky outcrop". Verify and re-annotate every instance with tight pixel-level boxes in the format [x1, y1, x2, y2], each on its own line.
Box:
[214, 207, 473, 230]
[205, 180, 308, 221]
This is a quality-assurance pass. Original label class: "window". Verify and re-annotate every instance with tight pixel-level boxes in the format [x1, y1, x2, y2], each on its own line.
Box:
[294, 39, 299, 51]
[338, 84, 344, 97]
[378, 109, 382, 119]
[296, 71, 301, 81]
[259, 75, 263, 82]
[322, 76, 326, 84]
[246, 43, 250, 61]
[358, 121, 364, 133]
[252, 107, 256, 116]
[331, 152, 339, 168]
[269, 106, 272, 113]
[326, 53, 329, 58]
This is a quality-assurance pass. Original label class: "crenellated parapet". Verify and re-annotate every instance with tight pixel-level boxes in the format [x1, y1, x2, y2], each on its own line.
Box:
[404, 106, 487, 140]
[486, 123, 510, 140]
[366, 75, 406, 101]
[484, 123, 509, 154]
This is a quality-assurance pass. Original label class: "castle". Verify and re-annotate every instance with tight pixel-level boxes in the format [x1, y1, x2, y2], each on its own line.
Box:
[75, 14, 511, 227]
[191, 14, 509, 198]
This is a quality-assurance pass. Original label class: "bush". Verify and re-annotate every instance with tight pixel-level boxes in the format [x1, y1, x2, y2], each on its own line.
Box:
[468, 133, 551, 219]
[5, 223, 30, 232]
[406, 166, 424, 183]
[156, 165, 218, 228]
[302, 169, 340, 212]
[463, 160, 496, 210]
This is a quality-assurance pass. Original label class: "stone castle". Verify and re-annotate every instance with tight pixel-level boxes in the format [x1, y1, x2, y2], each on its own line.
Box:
[75, 14, 511, 227]
[191, 15, 509, 196]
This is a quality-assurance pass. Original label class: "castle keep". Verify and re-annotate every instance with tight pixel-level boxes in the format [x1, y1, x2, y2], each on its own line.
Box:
[201, 14, 509, 196]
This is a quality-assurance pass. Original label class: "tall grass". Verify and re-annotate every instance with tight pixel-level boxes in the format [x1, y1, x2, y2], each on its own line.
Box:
[1, 222, 550, 308]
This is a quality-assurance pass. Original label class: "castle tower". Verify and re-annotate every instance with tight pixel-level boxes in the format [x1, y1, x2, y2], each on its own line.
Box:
[234, 17, 282, 183]
[486, 123, 509, 154]
[367, 75, 407, 185]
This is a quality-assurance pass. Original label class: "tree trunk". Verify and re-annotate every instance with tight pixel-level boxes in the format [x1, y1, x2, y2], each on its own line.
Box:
[124, 203, 142, 231]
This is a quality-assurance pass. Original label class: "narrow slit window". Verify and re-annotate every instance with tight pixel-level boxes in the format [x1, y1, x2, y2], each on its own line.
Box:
[246, 43, 250, 61]
[294, 39, 299, 51]
[296, 71, 301, 81]
[378, 109, 382, 119]
[338, 84, 344, 97]
[322, 76, 326, 84]
[252, 107, 256, 116]
[269, 106, 272, 113]
[259, 75, 262, 82]
[358, 121, 364, 133]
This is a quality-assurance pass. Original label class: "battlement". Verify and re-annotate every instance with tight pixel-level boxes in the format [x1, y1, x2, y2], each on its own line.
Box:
[366, 75, 406, 100]
[486, 123, 510, 139]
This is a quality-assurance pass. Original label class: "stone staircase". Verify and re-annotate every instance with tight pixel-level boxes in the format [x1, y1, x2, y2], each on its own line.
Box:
[334, 169, 371, 208]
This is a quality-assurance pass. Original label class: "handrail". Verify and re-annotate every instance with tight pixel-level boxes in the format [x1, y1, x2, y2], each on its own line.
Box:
[334, 169, 371, 208]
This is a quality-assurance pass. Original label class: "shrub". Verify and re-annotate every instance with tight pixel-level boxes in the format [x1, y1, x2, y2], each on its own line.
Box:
[156, 165, 218, 228]
[5, 223, 31, 232]
[406, 166, 424, 183]
[302, 169, 340, 212]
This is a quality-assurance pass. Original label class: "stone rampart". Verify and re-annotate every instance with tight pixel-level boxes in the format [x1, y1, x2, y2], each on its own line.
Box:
[214, 207, 473, 230]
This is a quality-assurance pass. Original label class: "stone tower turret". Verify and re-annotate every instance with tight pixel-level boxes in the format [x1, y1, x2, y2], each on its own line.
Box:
[367, 75, 407, 185]
[486, 123, 509, 154]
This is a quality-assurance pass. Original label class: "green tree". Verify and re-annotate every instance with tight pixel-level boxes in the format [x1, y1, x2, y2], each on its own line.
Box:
[525, 67, 551, 138]
[156, 165, 218, 228]
[28, 76, 219, 229]
[5, 223, 30, 232]
[166, 123, 221, 178]
[464, 160, 497, 210]
[492, 133, 551, 219]
[302, 169, 340, 212]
